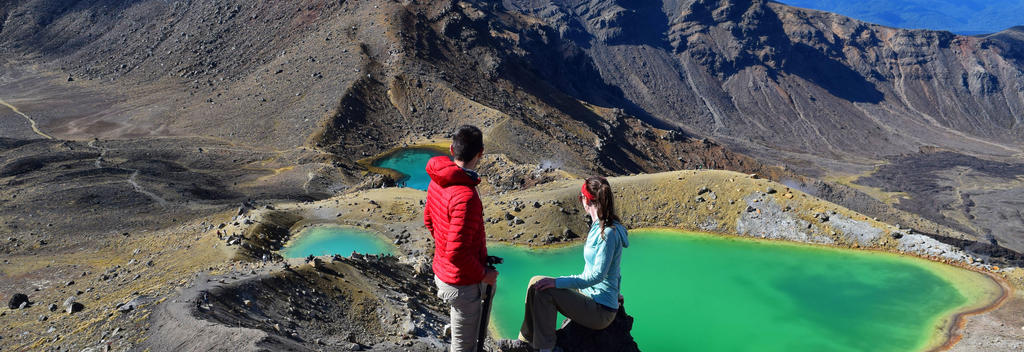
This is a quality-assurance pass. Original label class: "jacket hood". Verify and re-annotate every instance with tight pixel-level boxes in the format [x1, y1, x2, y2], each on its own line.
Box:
[425, 156, 480, 187]
[617, 223, 629, 248]
[594, 221, 630, 248]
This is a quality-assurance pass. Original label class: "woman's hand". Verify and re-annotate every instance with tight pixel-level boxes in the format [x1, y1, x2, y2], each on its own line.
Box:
[531, 277, 556, 291]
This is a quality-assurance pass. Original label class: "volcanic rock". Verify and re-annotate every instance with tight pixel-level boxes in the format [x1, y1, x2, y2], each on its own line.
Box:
[555, 303, 640, 352]
[8, 293, 28, 309]
[66, 302, 84, 314]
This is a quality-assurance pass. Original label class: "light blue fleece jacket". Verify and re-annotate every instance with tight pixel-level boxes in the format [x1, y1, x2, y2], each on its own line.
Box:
[554, 220, 629, 310]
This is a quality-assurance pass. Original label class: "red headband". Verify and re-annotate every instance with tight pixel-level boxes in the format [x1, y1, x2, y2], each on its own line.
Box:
[581, 182, 595, 202]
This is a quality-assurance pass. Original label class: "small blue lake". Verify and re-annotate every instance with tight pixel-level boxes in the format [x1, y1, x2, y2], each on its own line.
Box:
[281, 226, 393, 258]
[371, 148, 448, 191]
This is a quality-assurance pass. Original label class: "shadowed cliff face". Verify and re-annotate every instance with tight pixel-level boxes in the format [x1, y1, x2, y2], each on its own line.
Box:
[505, 0, 1024, 168]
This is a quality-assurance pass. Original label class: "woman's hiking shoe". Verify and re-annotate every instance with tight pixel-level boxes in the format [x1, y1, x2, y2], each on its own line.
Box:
[496, 338, 532, 352]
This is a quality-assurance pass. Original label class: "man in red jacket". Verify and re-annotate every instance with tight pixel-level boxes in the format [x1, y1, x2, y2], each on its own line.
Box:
[424, 125, 498, 352]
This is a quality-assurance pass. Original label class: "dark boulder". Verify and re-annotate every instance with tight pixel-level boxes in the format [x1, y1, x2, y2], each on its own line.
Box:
[8, 293, 29, 309]
[562, 228, 579, 240]
[555, 302, 640, 352]
[66, 302, 84, 314]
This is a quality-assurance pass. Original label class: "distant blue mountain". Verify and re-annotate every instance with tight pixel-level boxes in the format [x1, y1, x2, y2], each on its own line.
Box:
[779, 0, 1024, 34]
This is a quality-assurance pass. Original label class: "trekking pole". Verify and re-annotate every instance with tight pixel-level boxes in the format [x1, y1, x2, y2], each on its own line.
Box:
[476, 255, 503, 352]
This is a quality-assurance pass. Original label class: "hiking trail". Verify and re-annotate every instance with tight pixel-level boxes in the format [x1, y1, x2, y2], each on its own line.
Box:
[0, 98, 53, 139]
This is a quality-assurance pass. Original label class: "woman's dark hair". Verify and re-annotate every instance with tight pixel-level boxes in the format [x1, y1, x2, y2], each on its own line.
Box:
[451, 125, 483, 162]
[585, 176, 620, 236]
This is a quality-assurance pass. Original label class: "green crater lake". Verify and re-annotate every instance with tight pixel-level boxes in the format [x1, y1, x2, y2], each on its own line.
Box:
[488, 230, 997, 352]
[281, 226, 393, 258]
[371, 148, 448, 191]
[284, 227, 997, 351]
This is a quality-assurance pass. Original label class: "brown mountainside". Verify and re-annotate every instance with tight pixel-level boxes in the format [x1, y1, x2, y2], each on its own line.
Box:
[1, 0, 1022, 249]
[0, 0, 783, 256]
[504, 0, 1024, 165]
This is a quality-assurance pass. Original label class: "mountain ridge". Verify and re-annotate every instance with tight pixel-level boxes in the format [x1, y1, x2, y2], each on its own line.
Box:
[3, 0, 1023, 250]
[777, 0, 1024, 35]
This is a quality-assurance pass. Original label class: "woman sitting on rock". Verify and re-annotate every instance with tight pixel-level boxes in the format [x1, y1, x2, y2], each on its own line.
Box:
[499, 176, 630, 352]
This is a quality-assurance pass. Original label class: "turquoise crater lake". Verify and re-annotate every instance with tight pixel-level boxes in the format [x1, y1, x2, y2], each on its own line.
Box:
[280, 226, 393, 259]
[370, 148, 448, 191]
[489, 230, 977, 351]
[284, 227, 995, 351]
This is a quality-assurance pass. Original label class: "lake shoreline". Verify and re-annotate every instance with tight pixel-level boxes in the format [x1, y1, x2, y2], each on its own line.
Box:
[927, 270, 1011, 352]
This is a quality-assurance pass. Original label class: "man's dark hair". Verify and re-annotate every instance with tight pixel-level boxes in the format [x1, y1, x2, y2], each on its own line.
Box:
[451, 125, 483, 162]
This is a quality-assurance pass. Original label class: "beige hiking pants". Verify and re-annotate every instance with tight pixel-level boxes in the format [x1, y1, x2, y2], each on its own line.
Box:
[435, 276, 494, 352]
[518, 276, 617, 350]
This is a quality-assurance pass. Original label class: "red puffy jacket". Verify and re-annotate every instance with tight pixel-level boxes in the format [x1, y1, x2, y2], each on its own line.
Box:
[424, 156, 487, 285]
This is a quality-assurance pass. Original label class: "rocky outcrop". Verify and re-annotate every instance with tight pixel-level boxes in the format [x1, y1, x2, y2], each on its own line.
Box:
[555, 303, 640, 352]
[143, 255, 449, 351]
[737, 193, 836, 245]
[231, 210, 303, 262]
